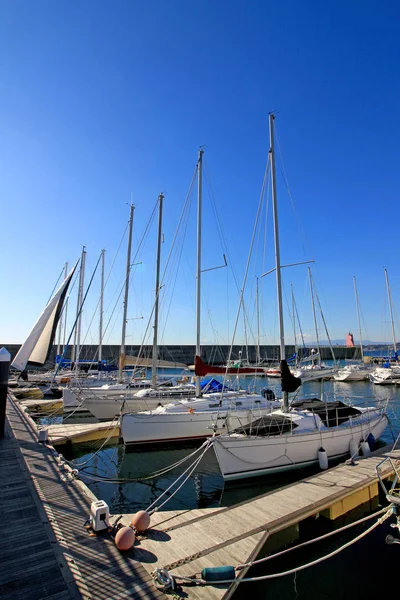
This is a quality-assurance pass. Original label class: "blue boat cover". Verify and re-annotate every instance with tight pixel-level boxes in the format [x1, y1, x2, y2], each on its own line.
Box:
[200, 378, 234, 392]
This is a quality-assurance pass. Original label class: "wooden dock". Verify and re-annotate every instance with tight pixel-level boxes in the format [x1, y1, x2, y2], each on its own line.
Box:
[20, 397, 63, 413]
[3, 394, 166, 600]
[44, 421, 120, 446]
[119, 444, 399, 600]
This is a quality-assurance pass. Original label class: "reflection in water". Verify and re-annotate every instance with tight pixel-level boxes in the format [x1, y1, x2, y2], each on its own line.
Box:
[58, 377, 400, 514]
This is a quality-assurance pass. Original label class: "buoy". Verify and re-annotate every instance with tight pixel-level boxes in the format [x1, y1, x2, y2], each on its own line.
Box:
[201, 566, 236, 582]
[115, 526, 135, 551]
[367, 433, 376, 451]
[130, 510, 151, 532]
[360, 441, 371, 456]
[349, 439, 359, 459]
[318, 447, 328, 470]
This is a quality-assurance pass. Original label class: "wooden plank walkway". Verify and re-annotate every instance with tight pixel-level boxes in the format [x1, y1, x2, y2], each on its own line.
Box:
[4, 394, 167, 600]
[20, 398, 63, 413]
[123, 444, 400, 600]
[44, 421, 121, 446]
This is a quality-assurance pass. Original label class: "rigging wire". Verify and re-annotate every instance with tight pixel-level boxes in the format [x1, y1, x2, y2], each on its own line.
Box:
[275, 125, 312, 260]
[46, 264, 67, 304]
[172, 507, 392, 585]
[223, 159, 270, 377]
[128, 167, 197, 374]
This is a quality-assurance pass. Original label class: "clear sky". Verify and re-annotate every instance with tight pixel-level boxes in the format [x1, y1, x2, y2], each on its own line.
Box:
[1, 0, 400, 349]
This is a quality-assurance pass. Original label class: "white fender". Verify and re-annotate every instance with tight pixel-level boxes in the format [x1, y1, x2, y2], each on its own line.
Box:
[318, 447, 328, 470]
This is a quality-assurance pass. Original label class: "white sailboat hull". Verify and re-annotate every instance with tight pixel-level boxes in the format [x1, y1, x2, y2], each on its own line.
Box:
[291, 367, 336, 382]
[63, 383, 198, 417]
[121, 394, 281, 445]
[369, 367, 400, 385]
[213, 410, 388, 480]
[66, 392, 164, 419]
[333, 367, 370, 381]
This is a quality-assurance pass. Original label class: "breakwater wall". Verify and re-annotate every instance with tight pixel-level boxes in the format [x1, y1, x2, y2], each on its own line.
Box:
[4, 344, 362, 367]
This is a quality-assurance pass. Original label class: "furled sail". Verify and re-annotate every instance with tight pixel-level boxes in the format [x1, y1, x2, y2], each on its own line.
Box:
[12, 261, 78, 371]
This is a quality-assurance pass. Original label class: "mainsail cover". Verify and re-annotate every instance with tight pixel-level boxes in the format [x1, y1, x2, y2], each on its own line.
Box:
[12, 261, 78, 371]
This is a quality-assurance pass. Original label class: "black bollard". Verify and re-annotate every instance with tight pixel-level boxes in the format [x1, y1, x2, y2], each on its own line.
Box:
[0, 347, 11, 438]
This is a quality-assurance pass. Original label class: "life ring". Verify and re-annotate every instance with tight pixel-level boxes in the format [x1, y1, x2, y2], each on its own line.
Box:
[188, 407, 195, 414]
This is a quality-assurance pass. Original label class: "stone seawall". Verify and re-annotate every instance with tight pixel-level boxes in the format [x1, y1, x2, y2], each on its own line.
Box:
[4, 344, 362, 367]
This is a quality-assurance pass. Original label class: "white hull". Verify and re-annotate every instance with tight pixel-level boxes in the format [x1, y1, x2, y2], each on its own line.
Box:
[62, 385, 133, 409]
[121, 409, 270, 444]
[62, 383, 198, 418]
[369, 367, 400, 385]
[213, 409, 388, 480]
[291, 366, 336, 382]
[333, 367, 370, 382]
[121, 394, 281, 445]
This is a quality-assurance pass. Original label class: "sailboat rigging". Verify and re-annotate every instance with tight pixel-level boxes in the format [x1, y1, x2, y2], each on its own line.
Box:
[212, 114, 388, 480]
[120, 149, 280, 445]
[369, 268, 400, 385]
[333, 276, 371, 381]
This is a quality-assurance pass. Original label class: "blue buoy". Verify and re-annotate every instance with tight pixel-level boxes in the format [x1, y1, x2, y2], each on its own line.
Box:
[367, 433, 376, 451]
[201, 566, 236, 582]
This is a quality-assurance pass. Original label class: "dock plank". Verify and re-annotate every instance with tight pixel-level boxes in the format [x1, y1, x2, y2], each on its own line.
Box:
[5, 393, 167, 600]
[45, 421, 121, 445]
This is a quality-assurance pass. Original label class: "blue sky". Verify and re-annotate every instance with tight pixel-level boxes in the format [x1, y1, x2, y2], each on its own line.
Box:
[1, 0, 400, 348]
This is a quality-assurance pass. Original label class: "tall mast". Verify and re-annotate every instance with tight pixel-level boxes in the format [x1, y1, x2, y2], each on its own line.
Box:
[71, 246, 86, 367]
[56, 262, 68, 359]
[353, 275, 364, 362]
[269, 113, 288, 411]
[99, 249, 105, 365]
[152, 194, 164, 388]
[62, 267, 70, 354]
[119, 204, 135, 382]
[308, 267, 321, 365]
[196, 149, 204, 397]
[256, 277, 261, 365]
[384, 268, 397, 356]
[291, 283, 298, 359]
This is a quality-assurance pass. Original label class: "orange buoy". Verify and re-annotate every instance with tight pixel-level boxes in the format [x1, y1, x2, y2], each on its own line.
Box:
[188, 407, 194, 414]
[130, 510, 151, 532]
[115, 526, 135, 551]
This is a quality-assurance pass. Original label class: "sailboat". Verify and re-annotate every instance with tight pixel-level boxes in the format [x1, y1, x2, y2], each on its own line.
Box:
[290, 268, 337, 382]
[212, 114, 388, 481]
[333, 277, 371, 382]
[11, 261, 78, 378]
[64, 199, 200, 419]
[121, 149, 280, 445]
[369, 269, 400, 385]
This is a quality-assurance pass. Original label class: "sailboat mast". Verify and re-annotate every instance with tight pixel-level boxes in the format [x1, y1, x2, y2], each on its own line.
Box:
[308, 267, 321, 365]
[119, 204, 135, 382]
[291, 283, 298, 359]
[99, 249, 105, 365]
[152, 194, 164, 388]
[75, 248, 86, 367]
[269, 113, 288, 411]
[256, 277, 261, 365]
[384, 268, 397, 356]
[71, 247, 86, 367]
[353, 275, 364, 362]
[56, 262, 68, 359]
[62, 270, 69, 354]
[196, 149, 204, 397]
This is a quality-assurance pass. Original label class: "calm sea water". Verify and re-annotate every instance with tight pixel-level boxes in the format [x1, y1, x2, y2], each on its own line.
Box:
[51, 373, 400, 599]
